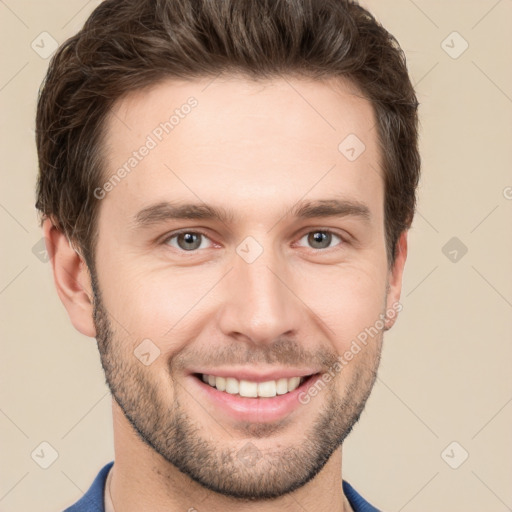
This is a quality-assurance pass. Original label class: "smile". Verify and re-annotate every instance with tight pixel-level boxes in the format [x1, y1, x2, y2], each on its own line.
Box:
[199, 373, 307, 398]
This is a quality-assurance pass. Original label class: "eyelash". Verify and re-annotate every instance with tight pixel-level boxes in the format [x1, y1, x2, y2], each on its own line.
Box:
[161, 228, 347, 253]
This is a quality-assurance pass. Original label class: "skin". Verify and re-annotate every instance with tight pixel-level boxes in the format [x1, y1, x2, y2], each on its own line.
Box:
[44, 75, 408, 512]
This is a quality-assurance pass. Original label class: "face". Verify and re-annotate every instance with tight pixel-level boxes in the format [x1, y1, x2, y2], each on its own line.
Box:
[88, 75, 405, 499]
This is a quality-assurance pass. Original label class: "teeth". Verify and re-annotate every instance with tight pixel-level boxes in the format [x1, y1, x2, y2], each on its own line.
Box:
[215, 376, 226, 391]
[225, 377, 239, 394]
[239, 380, 258, 397]
[276, 378, 288, 395]
[287, 376, 301, 392]
[201, 374, 307, 397]
[258, 380, 277, 397]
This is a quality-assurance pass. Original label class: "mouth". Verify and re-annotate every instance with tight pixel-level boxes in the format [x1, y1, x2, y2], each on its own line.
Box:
[193, 372, 318, 398]
[190, 372, 323, 423]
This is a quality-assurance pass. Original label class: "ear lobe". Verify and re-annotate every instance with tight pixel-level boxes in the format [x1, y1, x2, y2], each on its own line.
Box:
[384, 230, 408, 331]
[42, 218, 96, 338]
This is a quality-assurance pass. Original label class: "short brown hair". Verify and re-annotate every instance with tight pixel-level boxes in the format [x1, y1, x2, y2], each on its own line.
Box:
[35, 0, 420, 269]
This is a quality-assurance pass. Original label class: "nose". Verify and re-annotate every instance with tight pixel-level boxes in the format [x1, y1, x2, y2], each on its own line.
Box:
[216, 243, 303, 346]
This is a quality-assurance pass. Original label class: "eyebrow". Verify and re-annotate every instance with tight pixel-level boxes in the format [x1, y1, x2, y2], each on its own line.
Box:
[131, 198, 371, 229]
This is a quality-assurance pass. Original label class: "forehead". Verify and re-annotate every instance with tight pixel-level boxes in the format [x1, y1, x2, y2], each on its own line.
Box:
[100, 75, 382, 224]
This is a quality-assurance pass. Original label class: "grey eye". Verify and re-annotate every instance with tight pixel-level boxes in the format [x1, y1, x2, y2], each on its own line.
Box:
[298, 231, 342, 250]
[166, 232, 211, 251]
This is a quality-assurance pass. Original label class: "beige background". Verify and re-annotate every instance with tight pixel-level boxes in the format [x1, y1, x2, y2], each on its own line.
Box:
[1, 1, 511, 511]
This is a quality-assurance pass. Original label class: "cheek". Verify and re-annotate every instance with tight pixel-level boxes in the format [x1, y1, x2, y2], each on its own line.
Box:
[97, 258, 216, 346]
[294, 263, 387, 346]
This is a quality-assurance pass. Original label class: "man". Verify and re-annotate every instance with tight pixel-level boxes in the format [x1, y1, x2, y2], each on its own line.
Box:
[36, 0, 420, 510]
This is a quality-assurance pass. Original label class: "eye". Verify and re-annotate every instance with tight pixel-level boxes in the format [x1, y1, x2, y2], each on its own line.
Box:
[162, 228, 346, 253]
[164, 231, 214, 252]
[296, 230, 344, 250]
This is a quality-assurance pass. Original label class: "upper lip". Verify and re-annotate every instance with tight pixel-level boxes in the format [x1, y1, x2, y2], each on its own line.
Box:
[190, 368, 321, 383]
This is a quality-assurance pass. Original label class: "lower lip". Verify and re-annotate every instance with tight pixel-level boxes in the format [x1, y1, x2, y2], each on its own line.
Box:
[189, 373, 323, 423]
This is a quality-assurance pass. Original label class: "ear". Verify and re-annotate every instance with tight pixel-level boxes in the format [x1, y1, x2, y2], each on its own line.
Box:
[42, 218, 96, 338]
[384, 230, 408, 330]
